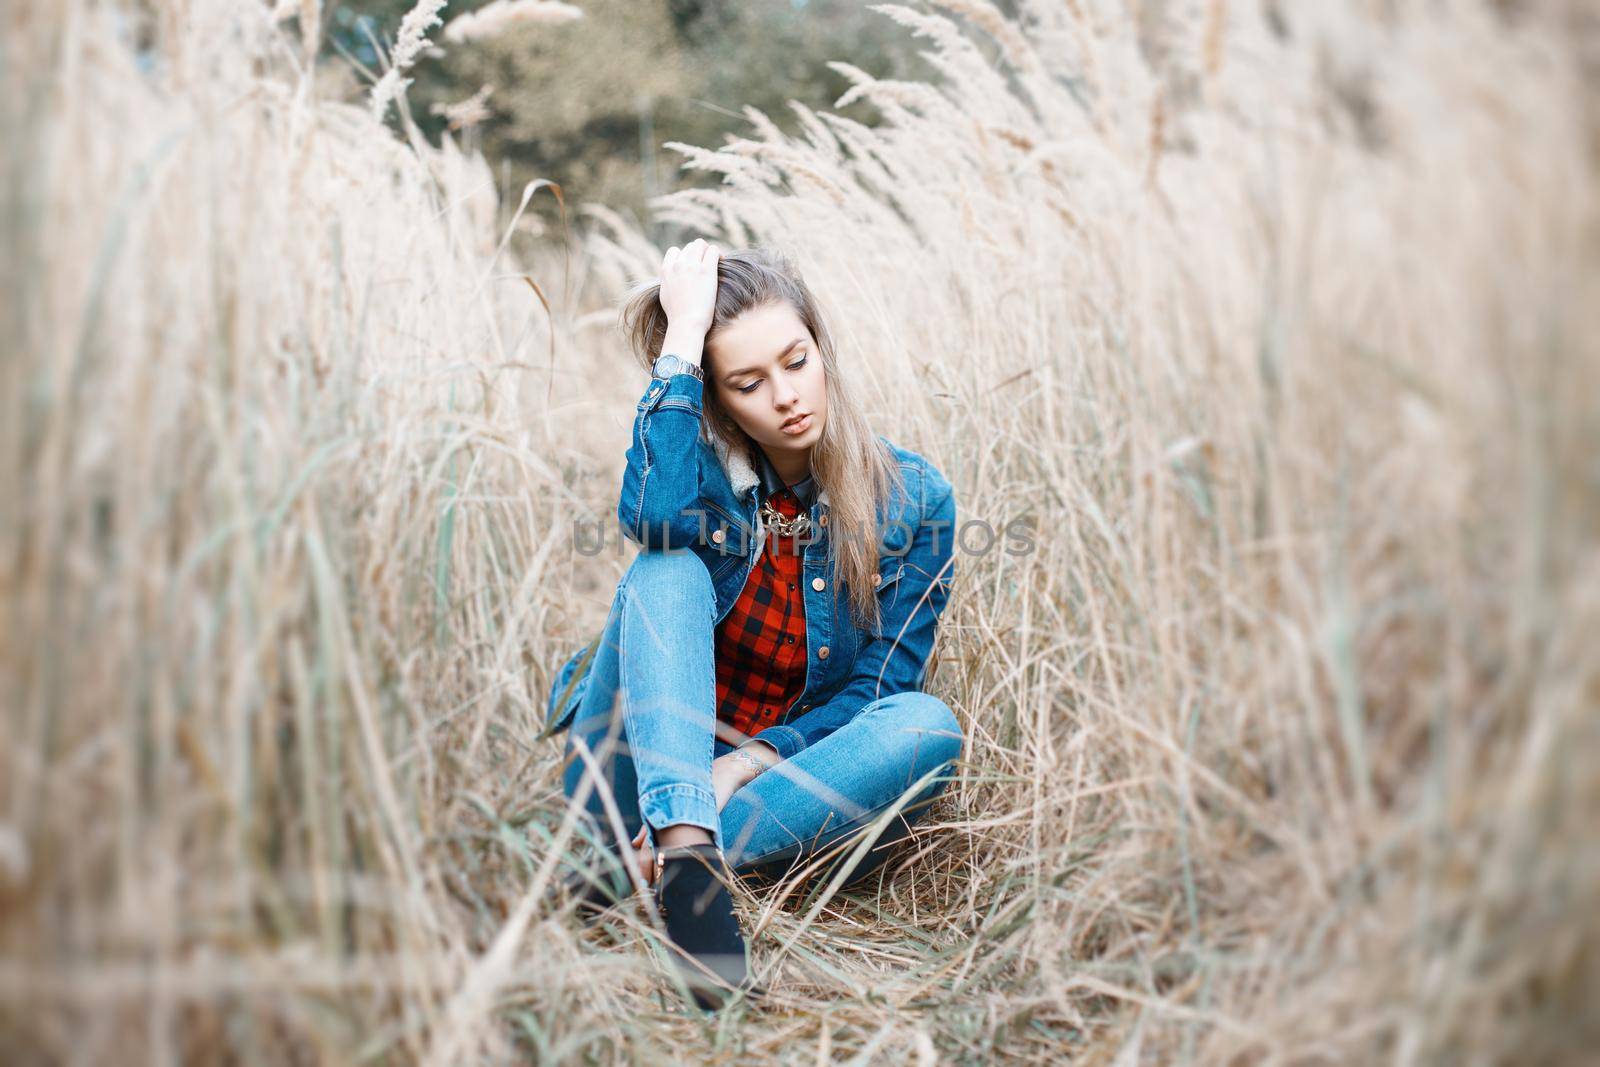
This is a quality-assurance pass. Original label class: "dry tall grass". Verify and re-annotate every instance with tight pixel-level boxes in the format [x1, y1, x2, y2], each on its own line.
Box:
[3, 0, 1597, 1062]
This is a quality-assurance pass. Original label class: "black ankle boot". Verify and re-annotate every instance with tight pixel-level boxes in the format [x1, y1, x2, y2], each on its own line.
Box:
[653, 843, 757, 1011]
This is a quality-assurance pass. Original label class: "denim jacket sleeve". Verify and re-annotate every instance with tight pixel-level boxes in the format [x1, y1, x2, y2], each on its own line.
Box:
[617, 370, 709, 550]
[749, 472, 957, 761]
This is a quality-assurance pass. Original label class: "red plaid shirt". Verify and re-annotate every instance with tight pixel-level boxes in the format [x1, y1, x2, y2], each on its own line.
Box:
[715, 466, 815, 741]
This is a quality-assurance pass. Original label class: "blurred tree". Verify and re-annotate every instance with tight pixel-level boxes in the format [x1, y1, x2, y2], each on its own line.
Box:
[316, 0, 934, 239]
[440, 0, 689, 219]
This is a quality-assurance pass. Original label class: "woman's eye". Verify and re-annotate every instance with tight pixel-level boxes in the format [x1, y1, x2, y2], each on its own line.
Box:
[736, 355, 806, 395]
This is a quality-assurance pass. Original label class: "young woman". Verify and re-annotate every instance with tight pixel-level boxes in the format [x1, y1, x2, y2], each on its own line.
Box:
[540, 240, 962, 1011]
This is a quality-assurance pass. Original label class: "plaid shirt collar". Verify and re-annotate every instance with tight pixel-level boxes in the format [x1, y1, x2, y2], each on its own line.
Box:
[754, 447, 817, 509]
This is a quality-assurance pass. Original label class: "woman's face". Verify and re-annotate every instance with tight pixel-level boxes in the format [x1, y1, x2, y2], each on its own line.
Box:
[707, 300, 828, 465]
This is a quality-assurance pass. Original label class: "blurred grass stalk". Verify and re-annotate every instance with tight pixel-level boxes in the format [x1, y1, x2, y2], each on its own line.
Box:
[3, 0, 1599, 1062]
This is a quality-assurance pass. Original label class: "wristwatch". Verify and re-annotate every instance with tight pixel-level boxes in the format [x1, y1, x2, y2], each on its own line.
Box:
[651, 352, 704, 382]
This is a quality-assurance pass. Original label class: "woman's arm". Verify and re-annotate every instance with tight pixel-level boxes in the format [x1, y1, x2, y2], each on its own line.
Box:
[617, 319, 713, 549]
[617, 241, 722, 550]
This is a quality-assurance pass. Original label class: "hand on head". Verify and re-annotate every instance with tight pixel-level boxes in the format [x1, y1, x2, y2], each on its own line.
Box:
[658, 238, 722, 331]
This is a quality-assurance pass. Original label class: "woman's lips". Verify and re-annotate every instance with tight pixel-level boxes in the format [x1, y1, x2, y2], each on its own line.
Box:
[780, 413, 813, 434]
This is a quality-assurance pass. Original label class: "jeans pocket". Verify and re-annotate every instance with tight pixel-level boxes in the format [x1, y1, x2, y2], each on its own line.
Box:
[541, 636, 599, 739]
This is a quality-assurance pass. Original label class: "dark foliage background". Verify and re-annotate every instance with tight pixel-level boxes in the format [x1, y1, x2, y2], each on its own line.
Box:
[321, 0, 946, 236]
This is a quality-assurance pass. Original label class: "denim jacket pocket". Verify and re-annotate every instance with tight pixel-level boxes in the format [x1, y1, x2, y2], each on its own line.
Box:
[874, 560, 908, 617]
[695, 498, 755, 556]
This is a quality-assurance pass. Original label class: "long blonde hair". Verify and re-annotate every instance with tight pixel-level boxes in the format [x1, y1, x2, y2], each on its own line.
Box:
[619, 247, 904, 636]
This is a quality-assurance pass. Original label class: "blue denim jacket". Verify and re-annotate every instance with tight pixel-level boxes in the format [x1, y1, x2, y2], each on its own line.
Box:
[539, 366, 957, 760]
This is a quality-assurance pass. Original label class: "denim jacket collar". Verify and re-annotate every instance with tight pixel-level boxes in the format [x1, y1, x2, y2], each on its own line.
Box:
[710, 431, 831, 511]
[753, 448, 818, 510]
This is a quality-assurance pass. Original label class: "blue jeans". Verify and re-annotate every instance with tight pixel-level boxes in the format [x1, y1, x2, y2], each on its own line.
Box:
[559, 550, 962, 886]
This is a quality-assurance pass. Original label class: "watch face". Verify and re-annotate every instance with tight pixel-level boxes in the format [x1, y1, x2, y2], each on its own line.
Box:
[656, 355, 698, 379]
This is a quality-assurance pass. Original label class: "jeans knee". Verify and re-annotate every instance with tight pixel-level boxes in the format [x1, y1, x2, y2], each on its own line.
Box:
[895, 693, 963, 784]
[621, 548, 714, 607]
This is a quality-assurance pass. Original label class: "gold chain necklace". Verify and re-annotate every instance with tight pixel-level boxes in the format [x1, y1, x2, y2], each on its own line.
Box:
[759, 499, 811, 538]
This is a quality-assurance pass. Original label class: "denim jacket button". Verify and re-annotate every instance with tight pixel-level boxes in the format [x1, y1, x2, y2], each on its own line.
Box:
[711, 528, 725, 544]
[811, 577, 825, 591]
[870, 573, 882, 587]
[817, 646, 829, 659]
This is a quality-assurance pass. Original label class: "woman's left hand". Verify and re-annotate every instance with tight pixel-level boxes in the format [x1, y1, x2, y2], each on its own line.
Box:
[711, 744, 778, 811]
[711, 754, 753, 812]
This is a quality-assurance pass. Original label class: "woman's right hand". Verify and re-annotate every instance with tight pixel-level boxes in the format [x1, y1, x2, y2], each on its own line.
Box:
[630, 823, 657, 888]
[658, 238, 721, 336]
